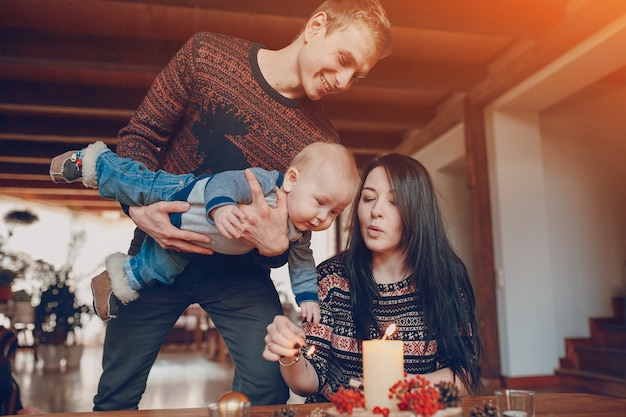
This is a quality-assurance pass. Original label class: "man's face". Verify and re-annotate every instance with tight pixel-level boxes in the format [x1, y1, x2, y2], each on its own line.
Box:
[299, 21, 379, 101]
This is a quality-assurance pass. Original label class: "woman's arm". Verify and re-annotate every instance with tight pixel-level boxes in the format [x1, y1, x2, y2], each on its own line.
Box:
[263, 315, 319, 395]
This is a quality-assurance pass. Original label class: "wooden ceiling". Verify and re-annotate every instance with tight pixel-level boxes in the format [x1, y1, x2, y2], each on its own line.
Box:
[1, 0, 625, 212]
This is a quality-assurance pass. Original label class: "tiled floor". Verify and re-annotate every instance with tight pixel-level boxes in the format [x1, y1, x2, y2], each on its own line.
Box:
[13, 345, 235, 413]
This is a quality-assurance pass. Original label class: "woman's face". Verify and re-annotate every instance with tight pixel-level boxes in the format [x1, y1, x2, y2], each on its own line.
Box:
[357, 166, 403, 256]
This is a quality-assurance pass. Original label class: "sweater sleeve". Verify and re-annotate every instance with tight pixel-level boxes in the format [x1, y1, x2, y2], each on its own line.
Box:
[203, 168, 280, 222]
[116, 33, 200, 170]
[287, 231, 319, 305]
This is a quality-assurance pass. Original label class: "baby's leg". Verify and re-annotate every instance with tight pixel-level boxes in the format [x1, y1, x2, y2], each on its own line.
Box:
[92, 238, 191, 322]
[91, 253, 140, 322]
[90, 252, 139, 322]
[51, 141, 196, 206]
[95, 151, 196, 205]
[49, 141, 107, 185]
[125, 237, 191, 288]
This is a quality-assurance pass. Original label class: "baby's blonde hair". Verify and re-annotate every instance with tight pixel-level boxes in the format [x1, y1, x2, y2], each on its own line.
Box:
[290, 142, 361, 198]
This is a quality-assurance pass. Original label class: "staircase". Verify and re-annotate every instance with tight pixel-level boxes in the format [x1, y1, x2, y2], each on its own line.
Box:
[556, 295, 626, 397]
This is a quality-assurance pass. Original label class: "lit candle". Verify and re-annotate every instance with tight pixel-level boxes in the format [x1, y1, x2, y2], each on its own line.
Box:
[305, 344, 316, 358]
[382, 323, 396, 341]
[362, 324, 403, 411]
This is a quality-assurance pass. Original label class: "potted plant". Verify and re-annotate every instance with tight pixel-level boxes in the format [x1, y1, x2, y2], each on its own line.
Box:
[2, 211, 92, 371]
[33, 265, 89, 372]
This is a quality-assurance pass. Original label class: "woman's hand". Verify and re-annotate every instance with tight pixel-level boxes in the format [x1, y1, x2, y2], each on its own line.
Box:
[238, 169, 289, 257]
[128, 202, 214, 254]
[263, 315, 306, 363]
[263, 315, 318, 396]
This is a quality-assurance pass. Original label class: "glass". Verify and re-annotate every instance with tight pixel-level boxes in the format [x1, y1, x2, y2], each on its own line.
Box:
[495, 389, 535, 417]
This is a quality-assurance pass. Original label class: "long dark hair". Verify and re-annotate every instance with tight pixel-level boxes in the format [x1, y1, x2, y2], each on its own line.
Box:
[345, 153, 482, 394]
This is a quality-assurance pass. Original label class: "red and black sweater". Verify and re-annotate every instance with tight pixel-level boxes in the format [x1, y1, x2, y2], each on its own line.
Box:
[117, 32, 339, 176]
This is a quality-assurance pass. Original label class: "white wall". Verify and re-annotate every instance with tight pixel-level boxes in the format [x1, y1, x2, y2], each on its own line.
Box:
[414, 89, 626, 377]
[487, 109, 559, 376]
[414, 125, 476, 281]
[482, 15, 626, 377]
[541, 85, 626, 340]
[485, 84, 626, 377]
[410, 15, 626, 378]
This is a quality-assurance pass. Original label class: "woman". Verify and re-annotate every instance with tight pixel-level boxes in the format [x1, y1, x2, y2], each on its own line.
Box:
[263, 153, 482, 401]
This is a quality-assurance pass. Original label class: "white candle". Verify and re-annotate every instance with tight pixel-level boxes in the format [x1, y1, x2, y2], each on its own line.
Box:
[362, 340, 404, 411]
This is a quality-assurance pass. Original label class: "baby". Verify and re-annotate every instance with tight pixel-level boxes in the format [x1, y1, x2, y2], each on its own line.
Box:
[50, 142, 360, 323]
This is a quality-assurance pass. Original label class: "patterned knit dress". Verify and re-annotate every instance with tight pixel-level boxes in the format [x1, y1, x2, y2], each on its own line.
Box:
[303, 254, 450, 403]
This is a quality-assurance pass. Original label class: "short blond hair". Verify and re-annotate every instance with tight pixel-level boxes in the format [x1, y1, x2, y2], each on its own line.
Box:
[290, 142, 361, 197]
[309, 0, 392, 60]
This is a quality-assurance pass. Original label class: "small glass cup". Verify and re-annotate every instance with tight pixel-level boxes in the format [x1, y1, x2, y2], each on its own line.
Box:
[495, 389, 535, 417]
[208, 401, 251, 417]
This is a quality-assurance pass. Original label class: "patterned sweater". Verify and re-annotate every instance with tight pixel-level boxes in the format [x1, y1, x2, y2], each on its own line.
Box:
[116, 31, 339, 177]
[303, 254, 449, 403]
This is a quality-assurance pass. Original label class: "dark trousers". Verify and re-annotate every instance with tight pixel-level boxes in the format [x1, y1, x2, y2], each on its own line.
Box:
[93, 251, 289, 410]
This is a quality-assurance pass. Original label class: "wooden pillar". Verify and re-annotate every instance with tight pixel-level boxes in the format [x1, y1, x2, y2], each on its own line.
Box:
[462, 98, 501, 380]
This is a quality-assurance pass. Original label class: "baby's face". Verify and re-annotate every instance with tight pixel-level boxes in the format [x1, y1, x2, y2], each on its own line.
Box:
[285, 169, 355, 232]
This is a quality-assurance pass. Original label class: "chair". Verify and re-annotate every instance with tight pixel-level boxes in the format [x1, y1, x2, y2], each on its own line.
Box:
[9, 301, 36, 353]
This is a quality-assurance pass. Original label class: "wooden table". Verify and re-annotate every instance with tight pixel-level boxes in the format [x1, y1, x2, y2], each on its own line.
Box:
[25, 393, 625, 417]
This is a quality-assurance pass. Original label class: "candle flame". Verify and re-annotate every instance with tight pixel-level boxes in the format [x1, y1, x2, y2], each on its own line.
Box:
[305, 344, 316, 358]
[381, 323, 396, 340]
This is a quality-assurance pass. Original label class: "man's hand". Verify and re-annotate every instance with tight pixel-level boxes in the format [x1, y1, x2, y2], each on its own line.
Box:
[128, 202, 214, 254]
[238, 169, 289, 257]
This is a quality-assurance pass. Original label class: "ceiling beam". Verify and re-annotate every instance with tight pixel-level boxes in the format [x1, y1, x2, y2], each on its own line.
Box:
[395, 0, 626, 155]
[469, 0, 626, 107]
[0, 52, 486, 93]
[0, 0, 567, 40]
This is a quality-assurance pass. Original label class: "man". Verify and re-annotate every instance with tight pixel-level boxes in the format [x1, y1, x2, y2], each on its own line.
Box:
[93, 0, 392, 409]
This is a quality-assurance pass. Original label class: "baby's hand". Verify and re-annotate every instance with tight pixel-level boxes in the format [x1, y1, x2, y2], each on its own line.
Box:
[300, 301, 321, 323]
[211, 205, 247, 239]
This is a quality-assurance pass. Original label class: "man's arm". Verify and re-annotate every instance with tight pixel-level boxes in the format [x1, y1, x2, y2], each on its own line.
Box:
[129, 169, 290, 256]
[118, 35, 216, 254]
[116, 35, 198, 169]
[128, 202, 214, 254]
[206, 168, 278, 239]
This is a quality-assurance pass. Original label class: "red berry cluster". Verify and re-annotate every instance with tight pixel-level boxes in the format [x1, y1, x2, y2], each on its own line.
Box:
[371, 406, 390, 417]
[329, 386, 365, 415]
[389, 374, 443, 417]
